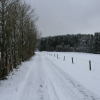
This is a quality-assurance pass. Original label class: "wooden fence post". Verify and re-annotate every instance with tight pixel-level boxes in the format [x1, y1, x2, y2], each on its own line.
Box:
[89, 60, 91, 71]
[57, 54, 58, 59]
[63, 56, 65, 61]
[72, 57, 74, 64]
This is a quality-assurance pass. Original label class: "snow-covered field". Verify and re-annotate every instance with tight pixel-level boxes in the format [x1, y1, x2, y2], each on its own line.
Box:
[0, 52, 100, 100]
[45, 52, 100, 97]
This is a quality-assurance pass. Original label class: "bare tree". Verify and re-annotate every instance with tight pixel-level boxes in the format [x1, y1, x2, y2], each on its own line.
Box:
[0, 0, 38, 79]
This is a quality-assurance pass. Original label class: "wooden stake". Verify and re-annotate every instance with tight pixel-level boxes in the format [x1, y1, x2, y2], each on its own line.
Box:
[89, 60, 91, 71]
[63, 56, 65, 61]
[72, 57, 74, 64]
[57, 54, 58, 59]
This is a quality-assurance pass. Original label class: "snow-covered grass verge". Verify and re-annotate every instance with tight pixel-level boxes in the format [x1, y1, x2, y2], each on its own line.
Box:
[43, 52, 100, 97]
[0, 55, 36, 100]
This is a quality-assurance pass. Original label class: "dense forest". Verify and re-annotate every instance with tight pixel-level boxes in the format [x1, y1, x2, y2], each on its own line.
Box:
[0, 0, 38, 79]
[39, 33, 100, 53]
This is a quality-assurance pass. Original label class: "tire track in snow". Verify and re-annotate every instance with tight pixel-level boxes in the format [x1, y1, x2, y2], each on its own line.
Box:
[15, 55, 39, 100]
[16, 54, 49, 100]
[40, 54, 59, 100]
[42, 66, 60, 100]
[42, 55, 80, 100]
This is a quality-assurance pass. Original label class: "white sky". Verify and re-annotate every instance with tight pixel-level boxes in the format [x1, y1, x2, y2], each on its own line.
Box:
[25, 0, 100, 37]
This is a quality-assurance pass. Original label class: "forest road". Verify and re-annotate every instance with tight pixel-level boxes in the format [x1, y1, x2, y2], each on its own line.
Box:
[18, 53, 100, 100]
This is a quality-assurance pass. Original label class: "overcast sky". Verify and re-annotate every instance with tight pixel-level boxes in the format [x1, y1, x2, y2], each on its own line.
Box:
[25, 0, 100, 37]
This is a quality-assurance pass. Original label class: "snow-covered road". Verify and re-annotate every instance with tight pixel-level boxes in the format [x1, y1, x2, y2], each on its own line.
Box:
[0, 53, 100, 100]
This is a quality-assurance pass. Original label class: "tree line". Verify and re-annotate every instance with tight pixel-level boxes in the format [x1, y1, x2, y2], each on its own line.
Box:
[38, 33, 100, 53]
[0, 0, 38, 79]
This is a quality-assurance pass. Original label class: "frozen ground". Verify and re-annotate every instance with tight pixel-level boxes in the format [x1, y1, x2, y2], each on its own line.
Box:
[0, 52, 100, 100]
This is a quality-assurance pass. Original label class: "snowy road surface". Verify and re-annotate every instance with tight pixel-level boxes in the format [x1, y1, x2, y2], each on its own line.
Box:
[0, 53, 100, 100]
